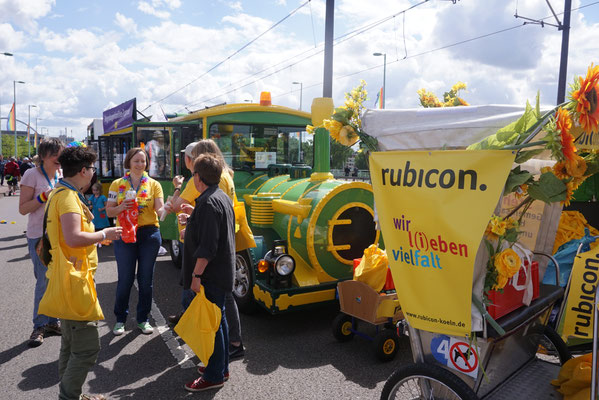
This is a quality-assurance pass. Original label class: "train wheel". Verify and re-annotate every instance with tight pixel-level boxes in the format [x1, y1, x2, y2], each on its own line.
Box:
[233, 250, 257, 314]
[373, 329, 399, 362]
[168, 240, 182, 269]
[381, 363, 478, 400]
[332, 313, 355, 342]
[536, 325, 572, 365]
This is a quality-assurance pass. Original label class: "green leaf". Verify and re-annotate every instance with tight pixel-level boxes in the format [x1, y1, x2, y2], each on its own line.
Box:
[527, 172, 567, 204]
[484, 239, 495, 257]
[514, 148, 544, 163]
[504, 167, 533, 193]
[504, 228, 520, 243]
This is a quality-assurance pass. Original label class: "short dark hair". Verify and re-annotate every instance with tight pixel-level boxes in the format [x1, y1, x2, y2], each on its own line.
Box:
[58, 146, 97, 178]
[193, 153, 222, 186]
[38, 137, 65, 159]
[124, 148, 149, 170]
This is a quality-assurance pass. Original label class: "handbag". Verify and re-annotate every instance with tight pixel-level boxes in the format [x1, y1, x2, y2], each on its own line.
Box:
[35, 189, 64, 267]
[38, 189, 104, 321]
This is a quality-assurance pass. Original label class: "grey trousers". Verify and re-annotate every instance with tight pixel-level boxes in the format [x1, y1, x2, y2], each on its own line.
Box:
[58, 319, 100, 400]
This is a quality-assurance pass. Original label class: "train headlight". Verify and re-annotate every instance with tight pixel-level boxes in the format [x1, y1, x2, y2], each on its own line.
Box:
[275, 255, 295, 276]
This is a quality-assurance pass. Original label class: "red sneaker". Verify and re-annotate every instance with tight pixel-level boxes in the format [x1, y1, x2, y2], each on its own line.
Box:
[185, 377, 224, 392]
[197, 365, 229, 381]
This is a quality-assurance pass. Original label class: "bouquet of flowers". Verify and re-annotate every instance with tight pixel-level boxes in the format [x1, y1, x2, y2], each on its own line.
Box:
[417, 82, 470, 108]
[467, 63, 599, 295]
[307, 80, 378, 151]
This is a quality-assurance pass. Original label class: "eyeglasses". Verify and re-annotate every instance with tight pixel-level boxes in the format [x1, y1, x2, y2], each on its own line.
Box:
[85, 166, 97, 173]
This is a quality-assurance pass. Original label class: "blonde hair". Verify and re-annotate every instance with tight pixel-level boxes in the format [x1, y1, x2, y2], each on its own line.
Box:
[192, 139, 233, 177]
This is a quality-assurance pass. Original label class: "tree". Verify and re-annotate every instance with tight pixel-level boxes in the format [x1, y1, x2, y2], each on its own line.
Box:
[354, 150, 369, 170]
[330, 138, 354, 169]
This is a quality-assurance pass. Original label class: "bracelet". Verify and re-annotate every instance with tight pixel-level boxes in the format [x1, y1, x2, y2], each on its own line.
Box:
[193, 274, 202, 278]
[100, 230, 106, 241]
[174, 187, 181, 193]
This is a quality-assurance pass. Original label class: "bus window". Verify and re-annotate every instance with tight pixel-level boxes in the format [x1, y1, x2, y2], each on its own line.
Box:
[210, 123, 310, 171]
[137, 128, 171, 179]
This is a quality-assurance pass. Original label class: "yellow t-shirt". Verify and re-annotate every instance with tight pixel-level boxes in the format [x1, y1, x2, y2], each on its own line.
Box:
[180, 172, 235, 204]
[48, 188, 98, 273]
[108, 174, 164, 227]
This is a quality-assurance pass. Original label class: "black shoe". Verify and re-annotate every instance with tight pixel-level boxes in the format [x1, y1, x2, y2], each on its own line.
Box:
[168, 311, 183, 325]
[28, 327, 45, 347]
[44, 322, 62, 336]
[229, 343, 245, 359]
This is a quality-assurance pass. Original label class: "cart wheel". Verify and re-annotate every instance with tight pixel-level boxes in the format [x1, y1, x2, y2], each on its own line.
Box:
[373, 329, 399, 362]
[332, 313, 355, 342]
[380, 363, 478, 400]
[536, 325, 572, 365]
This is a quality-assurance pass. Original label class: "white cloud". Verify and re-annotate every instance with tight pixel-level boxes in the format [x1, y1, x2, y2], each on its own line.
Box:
[138, 1, 171, 19]
[115, 12, 137, 35]
[0, 0, 55, 29]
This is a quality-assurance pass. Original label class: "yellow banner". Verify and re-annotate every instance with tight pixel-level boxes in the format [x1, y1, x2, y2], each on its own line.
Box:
[561, 249, 599, 340]
[574, 129, 599, 150]
[370, 150, 515, 335]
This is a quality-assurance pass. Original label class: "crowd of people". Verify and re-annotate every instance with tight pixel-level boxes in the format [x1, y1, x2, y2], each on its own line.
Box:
[13, 138, 244, 399]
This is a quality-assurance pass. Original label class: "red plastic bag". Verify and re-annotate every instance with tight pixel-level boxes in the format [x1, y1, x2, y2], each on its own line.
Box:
[118, 191, 138, 243]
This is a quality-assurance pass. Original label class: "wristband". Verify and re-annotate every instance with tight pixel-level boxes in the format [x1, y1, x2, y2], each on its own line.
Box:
[101, 230, 106, 241]
[174, 187, 181, 193]
[193, 274, 202, 278]
[36, 195, 44, 204]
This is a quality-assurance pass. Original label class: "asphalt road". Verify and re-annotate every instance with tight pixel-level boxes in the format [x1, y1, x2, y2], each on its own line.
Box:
[0, 187, 413, 399]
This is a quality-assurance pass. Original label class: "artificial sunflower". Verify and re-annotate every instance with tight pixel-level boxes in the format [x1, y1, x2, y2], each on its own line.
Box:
[562, 180, 576, 207]
[556, 108, 576, 161]
[565, 155, 587, 178]
[553, 161, 570, 180]
[338, 125, 359, 146]
[569, 64, 599, 134]
[323, 119, 343, 141]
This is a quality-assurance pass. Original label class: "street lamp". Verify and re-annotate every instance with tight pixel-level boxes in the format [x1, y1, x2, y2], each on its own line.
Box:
[373, 52, 386, 109]
[28, 104, 37, 157]
[0, 52, 13, 156]
[13, 80, 25, 158]
[292, 81, 303, 110]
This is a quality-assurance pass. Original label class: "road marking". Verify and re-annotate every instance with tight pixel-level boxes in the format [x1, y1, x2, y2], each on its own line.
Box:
[135, 281, 197, 369]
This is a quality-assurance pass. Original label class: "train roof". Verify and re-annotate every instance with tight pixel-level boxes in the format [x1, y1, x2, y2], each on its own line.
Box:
[168, 102, 311, 123]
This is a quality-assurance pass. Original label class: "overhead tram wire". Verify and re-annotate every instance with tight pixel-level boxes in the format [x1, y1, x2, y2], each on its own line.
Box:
[178, 0, 431, 112]
[141, 0, 312, 113]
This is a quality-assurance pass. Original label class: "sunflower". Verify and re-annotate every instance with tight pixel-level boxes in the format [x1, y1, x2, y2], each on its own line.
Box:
[555, 108, 576, 161]
[570, 64, 599, 134]
[553, 161, 570, 180]
[566, 155, 587, 178]
[562, 180, 576, 207]
[323, 119, 343, 141]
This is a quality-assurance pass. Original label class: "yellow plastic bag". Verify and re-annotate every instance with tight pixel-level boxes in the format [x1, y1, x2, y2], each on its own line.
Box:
[551, 352, 592, 399]
[353, 244, 388, 292]
[38, 247, 104, 321]
[174, 286, 222, 366]
[234, 195, 256, 252]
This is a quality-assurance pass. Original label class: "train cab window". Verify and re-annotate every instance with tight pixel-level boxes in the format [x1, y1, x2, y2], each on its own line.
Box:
[210, 123, 310, 171]
[137, 128, 171, 179]
[99, 135, 130, 178]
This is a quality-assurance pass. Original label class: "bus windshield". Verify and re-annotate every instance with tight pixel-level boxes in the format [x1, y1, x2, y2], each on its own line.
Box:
[209, 123, 310, 170]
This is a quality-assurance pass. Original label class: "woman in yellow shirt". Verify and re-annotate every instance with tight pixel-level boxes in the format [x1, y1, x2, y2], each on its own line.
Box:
[106, 148, 164, 336]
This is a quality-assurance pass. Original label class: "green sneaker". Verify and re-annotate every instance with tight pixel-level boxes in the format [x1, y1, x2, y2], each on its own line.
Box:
[113, 322, 125, 336]
[138, 322, 153, 335]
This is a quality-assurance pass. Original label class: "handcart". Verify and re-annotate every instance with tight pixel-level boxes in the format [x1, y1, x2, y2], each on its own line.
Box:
[333, 280, 403, 361]
[359, 105, 596, 399]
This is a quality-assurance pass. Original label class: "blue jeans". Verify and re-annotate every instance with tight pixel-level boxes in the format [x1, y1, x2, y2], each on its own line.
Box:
[202, 283, 229, 383]
[113, 226, 161, 324]
[28, 238, 59, 329]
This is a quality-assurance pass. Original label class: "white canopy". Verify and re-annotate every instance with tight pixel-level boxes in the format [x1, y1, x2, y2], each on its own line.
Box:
[362, 105, 535, 151]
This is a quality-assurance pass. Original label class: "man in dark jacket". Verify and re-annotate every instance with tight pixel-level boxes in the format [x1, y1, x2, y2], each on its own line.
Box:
[20, 157, 33, 176]
[182, 153, 235, 392]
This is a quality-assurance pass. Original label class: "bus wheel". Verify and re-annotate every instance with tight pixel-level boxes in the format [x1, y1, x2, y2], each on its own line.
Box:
[233, 251, 257, 314]
[168, 240, 182, 269]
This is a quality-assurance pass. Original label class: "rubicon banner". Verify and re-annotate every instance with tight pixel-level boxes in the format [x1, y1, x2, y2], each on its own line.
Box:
[103, 98, 136, 134]
[370, 150, 515, 336]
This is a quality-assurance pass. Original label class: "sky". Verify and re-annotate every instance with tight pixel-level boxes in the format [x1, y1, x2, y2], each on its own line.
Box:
[1, 0, 599, 140]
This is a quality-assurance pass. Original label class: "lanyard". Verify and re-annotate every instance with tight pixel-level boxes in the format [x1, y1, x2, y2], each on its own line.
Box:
[126, 173, 145, 197]
[58, 178, 88, 205]
[41, 164, 59, 189]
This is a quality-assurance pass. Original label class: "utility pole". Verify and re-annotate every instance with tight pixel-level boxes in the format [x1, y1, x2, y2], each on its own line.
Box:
[515, 0, 571, 104]
[557, 0, 572, 104]
[323, 0, 334, 98]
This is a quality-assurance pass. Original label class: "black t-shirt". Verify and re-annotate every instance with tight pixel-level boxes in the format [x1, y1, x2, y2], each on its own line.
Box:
[182, 185, 235, 293]
[20, 162, 33, 176]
